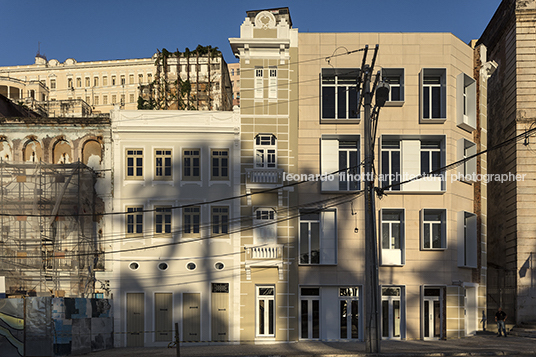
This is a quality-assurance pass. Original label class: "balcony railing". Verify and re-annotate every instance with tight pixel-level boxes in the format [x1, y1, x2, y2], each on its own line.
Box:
[244, 244, 284, 280]
[245, 168, 283, 186]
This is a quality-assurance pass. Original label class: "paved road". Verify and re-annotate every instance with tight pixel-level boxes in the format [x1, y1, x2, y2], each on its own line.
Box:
[83, 334, 536, 356]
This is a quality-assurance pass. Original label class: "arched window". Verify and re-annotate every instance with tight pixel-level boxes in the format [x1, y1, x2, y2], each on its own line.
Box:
[53, 139, 72, 164]
[0, 139, 12, 161]
[82, 140, 102, 169]
[23, 140, 43, 163]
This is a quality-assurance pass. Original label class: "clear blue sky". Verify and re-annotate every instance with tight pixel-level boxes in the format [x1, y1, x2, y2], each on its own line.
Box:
[0, 0, 502, 66]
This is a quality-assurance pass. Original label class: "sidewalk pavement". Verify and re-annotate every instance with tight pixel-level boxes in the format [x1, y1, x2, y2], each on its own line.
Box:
[84, 334, 536, 357]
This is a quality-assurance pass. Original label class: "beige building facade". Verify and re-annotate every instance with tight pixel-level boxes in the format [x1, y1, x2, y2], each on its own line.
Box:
[230, 8, 300, 342]
[478, 0, 536, 325]
[228, 62, 241, 107]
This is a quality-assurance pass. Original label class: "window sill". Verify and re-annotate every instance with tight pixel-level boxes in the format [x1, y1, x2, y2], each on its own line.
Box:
[421, 248, 447, 251]
[384, 100, 404, 107]
[298, 263, 338, 266]
[419, 118, 447, 124]
[382, 190, 445, 195]
[320, 119, 360, 124]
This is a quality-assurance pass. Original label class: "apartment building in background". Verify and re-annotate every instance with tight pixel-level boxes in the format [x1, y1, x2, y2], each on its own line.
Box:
[228, 62, 241, 106]
[477, 0, 536, 325]
[0, 49, 233, 115]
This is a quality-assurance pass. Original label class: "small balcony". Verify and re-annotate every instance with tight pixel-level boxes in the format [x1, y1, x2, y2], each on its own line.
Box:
[244, 244, 284, 280]
[245, 168, 284, 188]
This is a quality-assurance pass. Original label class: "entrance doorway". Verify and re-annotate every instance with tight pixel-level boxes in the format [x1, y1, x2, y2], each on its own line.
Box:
[423, 287, 442, 339]
[339, 287, 359, 340]
[381, 287, 401, 339]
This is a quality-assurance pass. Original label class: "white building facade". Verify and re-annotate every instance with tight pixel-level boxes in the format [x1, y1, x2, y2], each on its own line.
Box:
[103, 108, 241, 347]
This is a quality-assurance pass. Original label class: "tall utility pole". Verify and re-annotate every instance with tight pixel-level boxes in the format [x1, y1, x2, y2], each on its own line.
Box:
[363, 64, 380, 353]
[361, 47, 389, 353]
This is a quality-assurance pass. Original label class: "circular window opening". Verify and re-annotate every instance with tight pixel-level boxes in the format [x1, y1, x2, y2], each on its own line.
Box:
[215, 262, 224, 270]
[186, 262, 196, 271]
[129, 262, 139, 270]
[158, 262, 168, 271]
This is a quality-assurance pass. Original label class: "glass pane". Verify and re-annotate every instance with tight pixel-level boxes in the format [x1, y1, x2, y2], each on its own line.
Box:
[382, 300, 389, 337]
[392, 151, 400, 190]
[349, 150, 359, 190]
[424, 300, 430, 338]
[351, 300, 359, 339]
[259, 300, 265, 335]
[392, 223, 400, 249]
[423, 86, 430, 118]
[259, 288, 274, 296]
[432, 151, 441, 173]
[268, 300, 274, 335]
[301, 300, 308, 338]
[421, 151, 429, 175]
[348, 86, 358, 118]
[322, 87, 335, 118]
[434, 301, 441, 337]
[391, 86, 401, 101]
[382, 223, 390, 249]
[300, 222, 309, 264]
[340, 300, 347, 339]
[312, 300, 320, 339]
[432, 86, 441, 118]
[432, 223, 442, 248]
[381, 151, 389, 189]
[310, 222, 320, 264]
[337, 86, 347, 119]
[393, 300, 400, 337]
[424, 224, 430, 249]
[301, 288, 320, 296]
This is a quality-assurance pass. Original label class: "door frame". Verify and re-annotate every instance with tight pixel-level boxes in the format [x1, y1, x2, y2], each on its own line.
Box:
[463, 283, 478, 336]
[338, 286, 362, 341]
[126, 292, 145, 347]
[421, 285, 444, 340]
[380, 285, 405, 340]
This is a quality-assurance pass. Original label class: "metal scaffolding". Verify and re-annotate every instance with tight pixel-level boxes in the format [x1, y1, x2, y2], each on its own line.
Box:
[0, 161, 99, 297]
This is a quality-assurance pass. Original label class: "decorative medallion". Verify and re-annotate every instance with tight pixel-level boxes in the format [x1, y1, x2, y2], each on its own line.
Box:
[255, 11, 276, 29]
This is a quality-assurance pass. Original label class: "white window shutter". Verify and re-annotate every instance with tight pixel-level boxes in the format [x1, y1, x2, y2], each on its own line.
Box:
[456, 139, 465, 178]
[255, 69, 263, 99]
[466, 214, 478, 268]
[321, 138, 339, 191]
[457, 211, 465, 267]
[467, 143, 477, 177]
[268, 69, 277, 99]
[321, 210, 336, 264]
[456, 73, 464, 128]
[420, 209, 424, 250]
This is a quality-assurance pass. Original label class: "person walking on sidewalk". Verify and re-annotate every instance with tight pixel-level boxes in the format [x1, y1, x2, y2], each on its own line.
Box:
[495, 307, 507, 337]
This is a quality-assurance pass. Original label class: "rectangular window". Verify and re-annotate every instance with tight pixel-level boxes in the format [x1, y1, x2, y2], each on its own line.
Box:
[321, 136, 360, 191]
[211, 149, 229, 180]
[183, 206, 200, 237]
[147, 73, 152, 82]
[255, 68, 263, 99]
[183, 149, 200, 180]
[130, 93, 135, 103]
[112, 95, 117, 104]
[456, 73, 477, 131]
[129, 74, 134, 84]
[381, 140, 401, 191]
[112, 76, 116, 86]
[299, 210, 336, 265]
[155, 149, 172, 180]
[257, 286, 275, 337]
[121, 75, 126, 85]
[321, 68, 360, 120]
[67, 78, 73, 88]
[254, 208, 276, 244]
[86, 96, 90, 103]
[268, 68, 277, 99]
[255, 134, 277, 169]
[103, 95, 108, 105]
[138, 73, 143, 83]
[458, 211, 477, 268]
[420, 141, 442, 177]
[380, 209, 405, 265]
[50, 79, 56, 89]
[421, 68, 446, 120]
[126, 207, 143, 236]
[382, 68, 404, 103]
[103, 76, 108, 86]
[301, 288, 320, 339]
[421, 209, 447, 250]
[94, 96, 99, 105]
[121, 94, 125, 105]
[85, 77, 90, 87]
[155, 206, 172, 237]
[126, 149, 143, 179]
[76, 78, 81, 87]
[212, 206, 229, 236]
[94, 77, 99, 87]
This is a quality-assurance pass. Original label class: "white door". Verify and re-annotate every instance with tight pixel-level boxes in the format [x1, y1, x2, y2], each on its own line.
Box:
[465, 286, 477, 336]
[382, 287, 401, 339]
